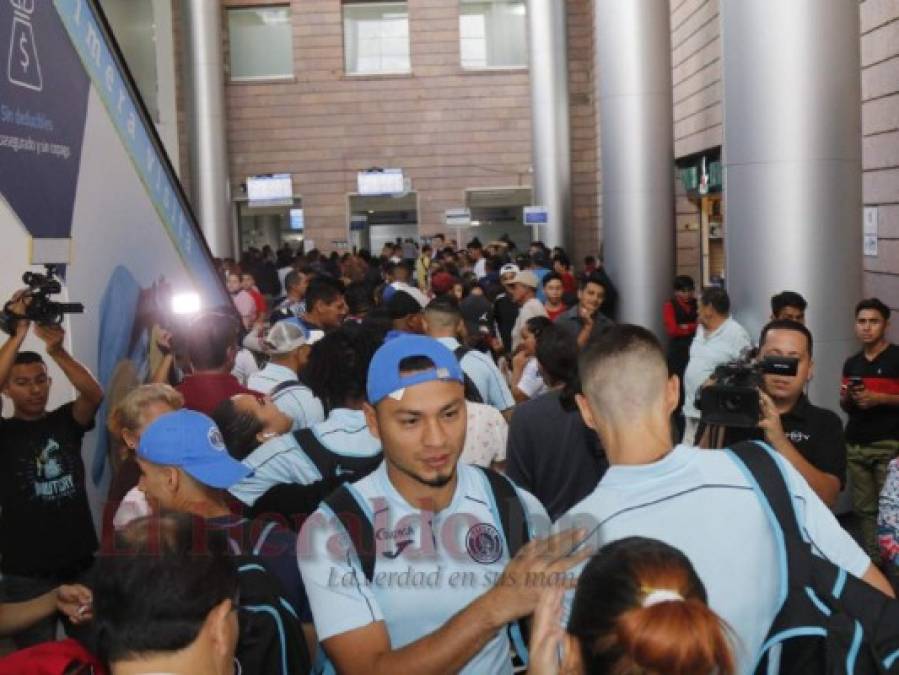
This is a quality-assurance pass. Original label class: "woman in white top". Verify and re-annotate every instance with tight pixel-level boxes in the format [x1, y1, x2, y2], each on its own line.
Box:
[511, 316, 553, 402]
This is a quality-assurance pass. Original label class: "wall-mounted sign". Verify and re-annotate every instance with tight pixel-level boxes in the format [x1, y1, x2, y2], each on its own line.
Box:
[864, 206, 879, 257]
[289, 208, 304, 231]
[444, 208, 471, 227]
[350, 214, 367, 231]
[247, 173, 293, 205]
[523, 206, 549, 225]
[357, 168, 404, 196]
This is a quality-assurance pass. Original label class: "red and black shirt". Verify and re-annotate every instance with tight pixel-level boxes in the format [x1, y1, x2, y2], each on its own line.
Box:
[842, 343, 899, 444]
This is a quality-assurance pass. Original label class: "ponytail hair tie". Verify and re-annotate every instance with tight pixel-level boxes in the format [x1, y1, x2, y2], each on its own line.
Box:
[641, 589, 684, 607]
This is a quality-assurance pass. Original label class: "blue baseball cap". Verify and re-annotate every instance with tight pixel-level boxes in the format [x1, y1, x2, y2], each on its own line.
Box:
[137, 410, 252, 489]
[367, 334, 465, 405]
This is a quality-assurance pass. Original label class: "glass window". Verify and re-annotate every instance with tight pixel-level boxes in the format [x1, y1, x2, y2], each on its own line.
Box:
[343, 2, 411, 75]
[460, 0, 527, 70]
[228, 6, 294, 80]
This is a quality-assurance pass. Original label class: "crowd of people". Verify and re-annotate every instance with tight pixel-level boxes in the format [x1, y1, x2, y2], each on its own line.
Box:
[0, 234, 897, 674]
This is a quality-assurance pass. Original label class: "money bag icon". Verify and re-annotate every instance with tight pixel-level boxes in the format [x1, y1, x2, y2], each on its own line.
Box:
[7, 6, 42, 92]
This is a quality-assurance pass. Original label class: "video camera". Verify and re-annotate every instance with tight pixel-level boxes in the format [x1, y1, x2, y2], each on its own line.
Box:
[698, 353, 799, 428]
[1, 265, 84, 335]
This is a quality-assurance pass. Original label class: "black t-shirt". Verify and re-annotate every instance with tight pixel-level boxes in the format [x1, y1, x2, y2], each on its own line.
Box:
[506, 390, 608, 520]
[0, 403, 98, 576]
[842, 344, 899, 444]
[721, 395, 847, 487]
[492, 294, 519, 353]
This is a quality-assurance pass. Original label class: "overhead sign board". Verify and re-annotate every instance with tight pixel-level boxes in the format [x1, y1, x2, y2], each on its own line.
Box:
[523, 206, 549, 225]
[247, 173, 293, 205]
[444, 207, 471, 227]
[357, 169, 405, 196]
[289, 208, 304, 231]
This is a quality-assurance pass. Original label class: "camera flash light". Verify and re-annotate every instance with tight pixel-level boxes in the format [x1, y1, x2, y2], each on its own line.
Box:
[171, 292, 201, 315]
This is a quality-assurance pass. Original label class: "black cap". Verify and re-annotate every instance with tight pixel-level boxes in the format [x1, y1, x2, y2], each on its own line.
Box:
[387, 290, 423, 320]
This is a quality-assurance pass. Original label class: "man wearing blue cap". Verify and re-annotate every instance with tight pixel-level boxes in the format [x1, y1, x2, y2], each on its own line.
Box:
[135, 409, 308, 623]
[298, 334, 589, 675]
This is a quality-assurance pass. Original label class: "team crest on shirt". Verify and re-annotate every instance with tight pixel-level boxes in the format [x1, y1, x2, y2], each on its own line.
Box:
[466, 523, 503, 564]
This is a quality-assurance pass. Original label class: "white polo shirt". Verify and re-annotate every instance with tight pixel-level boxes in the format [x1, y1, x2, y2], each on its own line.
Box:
[229, 409, 380, 506]
[558, 444, 870, 674]
[682, 316, 752, 419]
[299, 462, 549, 675]
[435, 337, 514, 411]
[248, 363, 325, 431]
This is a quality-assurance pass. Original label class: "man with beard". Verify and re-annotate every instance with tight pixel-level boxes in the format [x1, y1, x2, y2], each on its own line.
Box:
[298, 334, 587, 675]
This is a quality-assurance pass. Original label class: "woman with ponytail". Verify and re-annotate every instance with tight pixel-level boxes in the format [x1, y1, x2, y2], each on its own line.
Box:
[528, 537, 735, 675]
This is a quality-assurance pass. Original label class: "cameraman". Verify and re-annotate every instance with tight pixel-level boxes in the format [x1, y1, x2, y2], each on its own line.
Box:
[713, 320, 844, 508]
[0, 290, 104, 647]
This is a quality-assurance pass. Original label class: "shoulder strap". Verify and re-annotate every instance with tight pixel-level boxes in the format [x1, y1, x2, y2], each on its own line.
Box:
[323, 485, 376, 582]
[270, 379, 301, 397]
[477, 466, 530, 557]
[726, 440, 803, 542]
[454, 345, 471, 360]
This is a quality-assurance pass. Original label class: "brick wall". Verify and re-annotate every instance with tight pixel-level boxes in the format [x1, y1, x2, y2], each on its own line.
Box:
[221, 0, 534, 250]
[670, 0, 722, 159]
[568, 0, 601, 263]
[668, 0, 720, 281]
[860, 0, 899, 341]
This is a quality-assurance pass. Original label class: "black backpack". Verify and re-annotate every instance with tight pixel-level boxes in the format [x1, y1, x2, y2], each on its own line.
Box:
[233, 557, 312, 675]
[323, 466, 530, 663]
[726, 441, 899, 674]
[294, 427, 382, 484]
[453, 346, 485, 404]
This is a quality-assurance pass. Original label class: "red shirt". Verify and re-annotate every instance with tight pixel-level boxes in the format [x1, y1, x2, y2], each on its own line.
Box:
[662, 299, 698, 338]
[248, 288, 267, 317]
[176, 373, 257, 417]
[560, 272, 577, 295]
[545, 304, 568, 321]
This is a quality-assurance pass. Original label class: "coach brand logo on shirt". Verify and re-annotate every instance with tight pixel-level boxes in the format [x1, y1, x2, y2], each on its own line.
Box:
[376, 525, 414, 541]
[466, 523, 503, 564]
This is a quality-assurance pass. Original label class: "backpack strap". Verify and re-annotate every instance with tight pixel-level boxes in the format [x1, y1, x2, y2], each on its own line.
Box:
[454, 345, 471, 360]
[477, 466, 530, 556]
[476, 466, 532, 665]
[323, 485, 376, 582]
[270, 379, 302, 398]
[726, 440, 803, 542]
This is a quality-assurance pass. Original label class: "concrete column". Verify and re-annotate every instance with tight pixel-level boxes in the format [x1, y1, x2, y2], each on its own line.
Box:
[721, 0, 862, 407]
[594, 0, 675, 335]
[186, 2, 232, 258]
[526, 0, 571, 250]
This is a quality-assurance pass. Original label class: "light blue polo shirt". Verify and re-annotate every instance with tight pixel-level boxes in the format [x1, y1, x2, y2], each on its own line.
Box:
[299, 462, 550, 675]
[229, 409, 380, 506]
[435, 337, 514, 411]
[557, 444, 870, 674]
[248, 363, 325, 431]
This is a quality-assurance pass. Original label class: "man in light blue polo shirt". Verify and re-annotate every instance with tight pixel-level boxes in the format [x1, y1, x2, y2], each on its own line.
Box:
[227, 326, 384, 508]
[682, 286, 752, 444]
[247, 320, 325, 431]
[298, 334, 588, 675]
[559, 325, 893, 673]
[423, 297, 515, 414]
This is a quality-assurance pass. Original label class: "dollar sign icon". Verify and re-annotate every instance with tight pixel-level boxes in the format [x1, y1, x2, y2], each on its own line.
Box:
[19, 32, 30, 71]
[7, 15, 42, 91]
